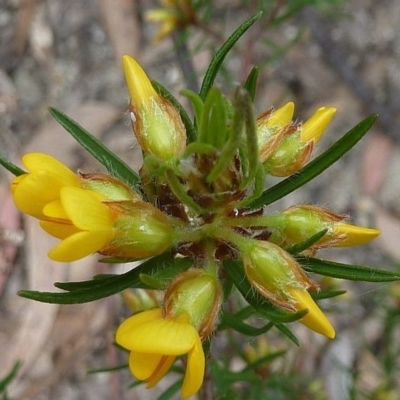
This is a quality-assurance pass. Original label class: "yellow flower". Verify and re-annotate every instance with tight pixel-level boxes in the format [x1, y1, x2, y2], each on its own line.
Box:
[146, 0, 196, 42]
[40, 187, 175, 262]
[123, 55, 186, 159]
[11, 153, 140, 220]
[11, 152, 80, 219]
[41, 187, 117, 261]
[242, 240, 335, 338]
[116, 308, 205, 399]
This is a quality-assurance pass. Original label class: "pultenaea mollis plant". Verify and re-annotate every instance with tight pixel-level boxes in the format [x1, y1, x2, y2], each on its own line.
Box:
[1, 11, 399, 399]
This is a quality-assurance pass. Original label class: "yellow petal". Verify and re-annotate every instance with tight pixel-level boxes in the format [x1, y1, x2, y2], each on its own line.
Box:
[145, 355, 176, 388]
[22, 153, 78, 185]
[43, 199, 69, 220]
[116, 308, 163, 348]
[122, 317, 198, 355]
[60, 187, 113, 231]
[181, 336, 205, 398]
[40, 219, 80, 239]
[301, 107, 336, 144]
[334, 224, 380, 247]
[122, 55, 157, 109]
[48, 230, 113, 262]
[128, 351, 172, 381]
[13, 171, 72, 219]
[289, 287, 335, 339]
[266, 102, 295, 128]
[12, 153, 80, 219]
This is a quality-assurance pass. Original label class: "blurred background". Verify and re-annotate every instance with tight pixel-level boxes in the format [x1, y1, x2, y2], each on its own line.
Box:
[1, 0, 400, 399]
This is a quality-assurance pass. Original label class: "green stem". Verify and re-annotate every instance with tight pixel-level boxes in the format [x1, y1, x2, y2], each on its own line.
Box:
[208, 225, 252, 252]
[225, 213, 287, 229]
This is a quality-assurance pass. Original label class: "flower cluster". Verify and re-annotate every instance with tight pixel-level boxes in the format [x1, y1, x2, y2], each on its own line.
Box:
[10, 54, 380, 398]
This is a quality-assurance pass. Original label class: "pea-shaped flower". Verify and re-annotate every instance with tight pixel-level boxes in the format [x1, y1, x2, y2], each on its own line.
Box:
[116, 268, 222, 398]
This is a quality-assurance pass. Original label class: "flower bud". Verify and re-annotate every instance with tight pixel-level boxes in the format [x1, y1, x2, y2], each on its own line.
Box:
[256, 102, 295, 163]
[123, 55, 186, 159]
[262, 106, 336, 176]
[242, 240, 335, 338]
[269, 205, 380, 250]
[164, 268, 222, 338]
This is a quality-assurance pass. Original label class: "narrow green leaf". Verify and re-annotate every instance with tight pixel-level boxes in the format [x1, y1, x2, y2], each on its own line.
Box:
[242, 350, 286, 372]
[88, 363, 128, 374]
[199, 88, 228, 148]
[206, 88, 244, 183]
[18, 253, 175, 304]
[311, 289, 347, 301]
[199, 11, 263, 100]
[0, 153, 25, 176]
[285, 229, 328, 254]
[152, 80, 197, 143]
[139, 258, 191, 289]
[244, 66, 259, 101]
[250, 114, 378, 208]
[219, 311, 273, 336]
[48, 107, 140, 189]
[297, 256, 400, 282]
[181, 89, 204, 123]
[156, 380, 181, 400]
[0, 362, 21, 392]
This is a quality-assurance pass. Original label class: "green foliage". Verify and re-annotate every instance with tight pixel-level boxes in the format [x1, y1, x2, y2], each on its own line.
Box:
[48, 107, 141, 190]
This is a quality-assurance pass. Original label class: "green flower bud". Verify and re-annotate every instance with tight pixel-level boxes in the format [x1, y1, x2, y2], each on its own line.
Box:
[123, 55, 186, 160]
[242, 240, 335, 338]
[270, 205, 380, 251]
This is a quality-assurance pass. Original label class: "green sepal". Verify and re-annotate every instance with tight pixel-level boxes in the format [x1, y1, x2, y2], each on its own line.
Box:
[48, 107, 141, 190]
[297, 256, 400, 282]
[152, 80, 197, 143]
[199, 11, 263, 100]
[250, 114, 378, 208]
[18, 253, 183, 304]
[0, 153, 26, 176]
